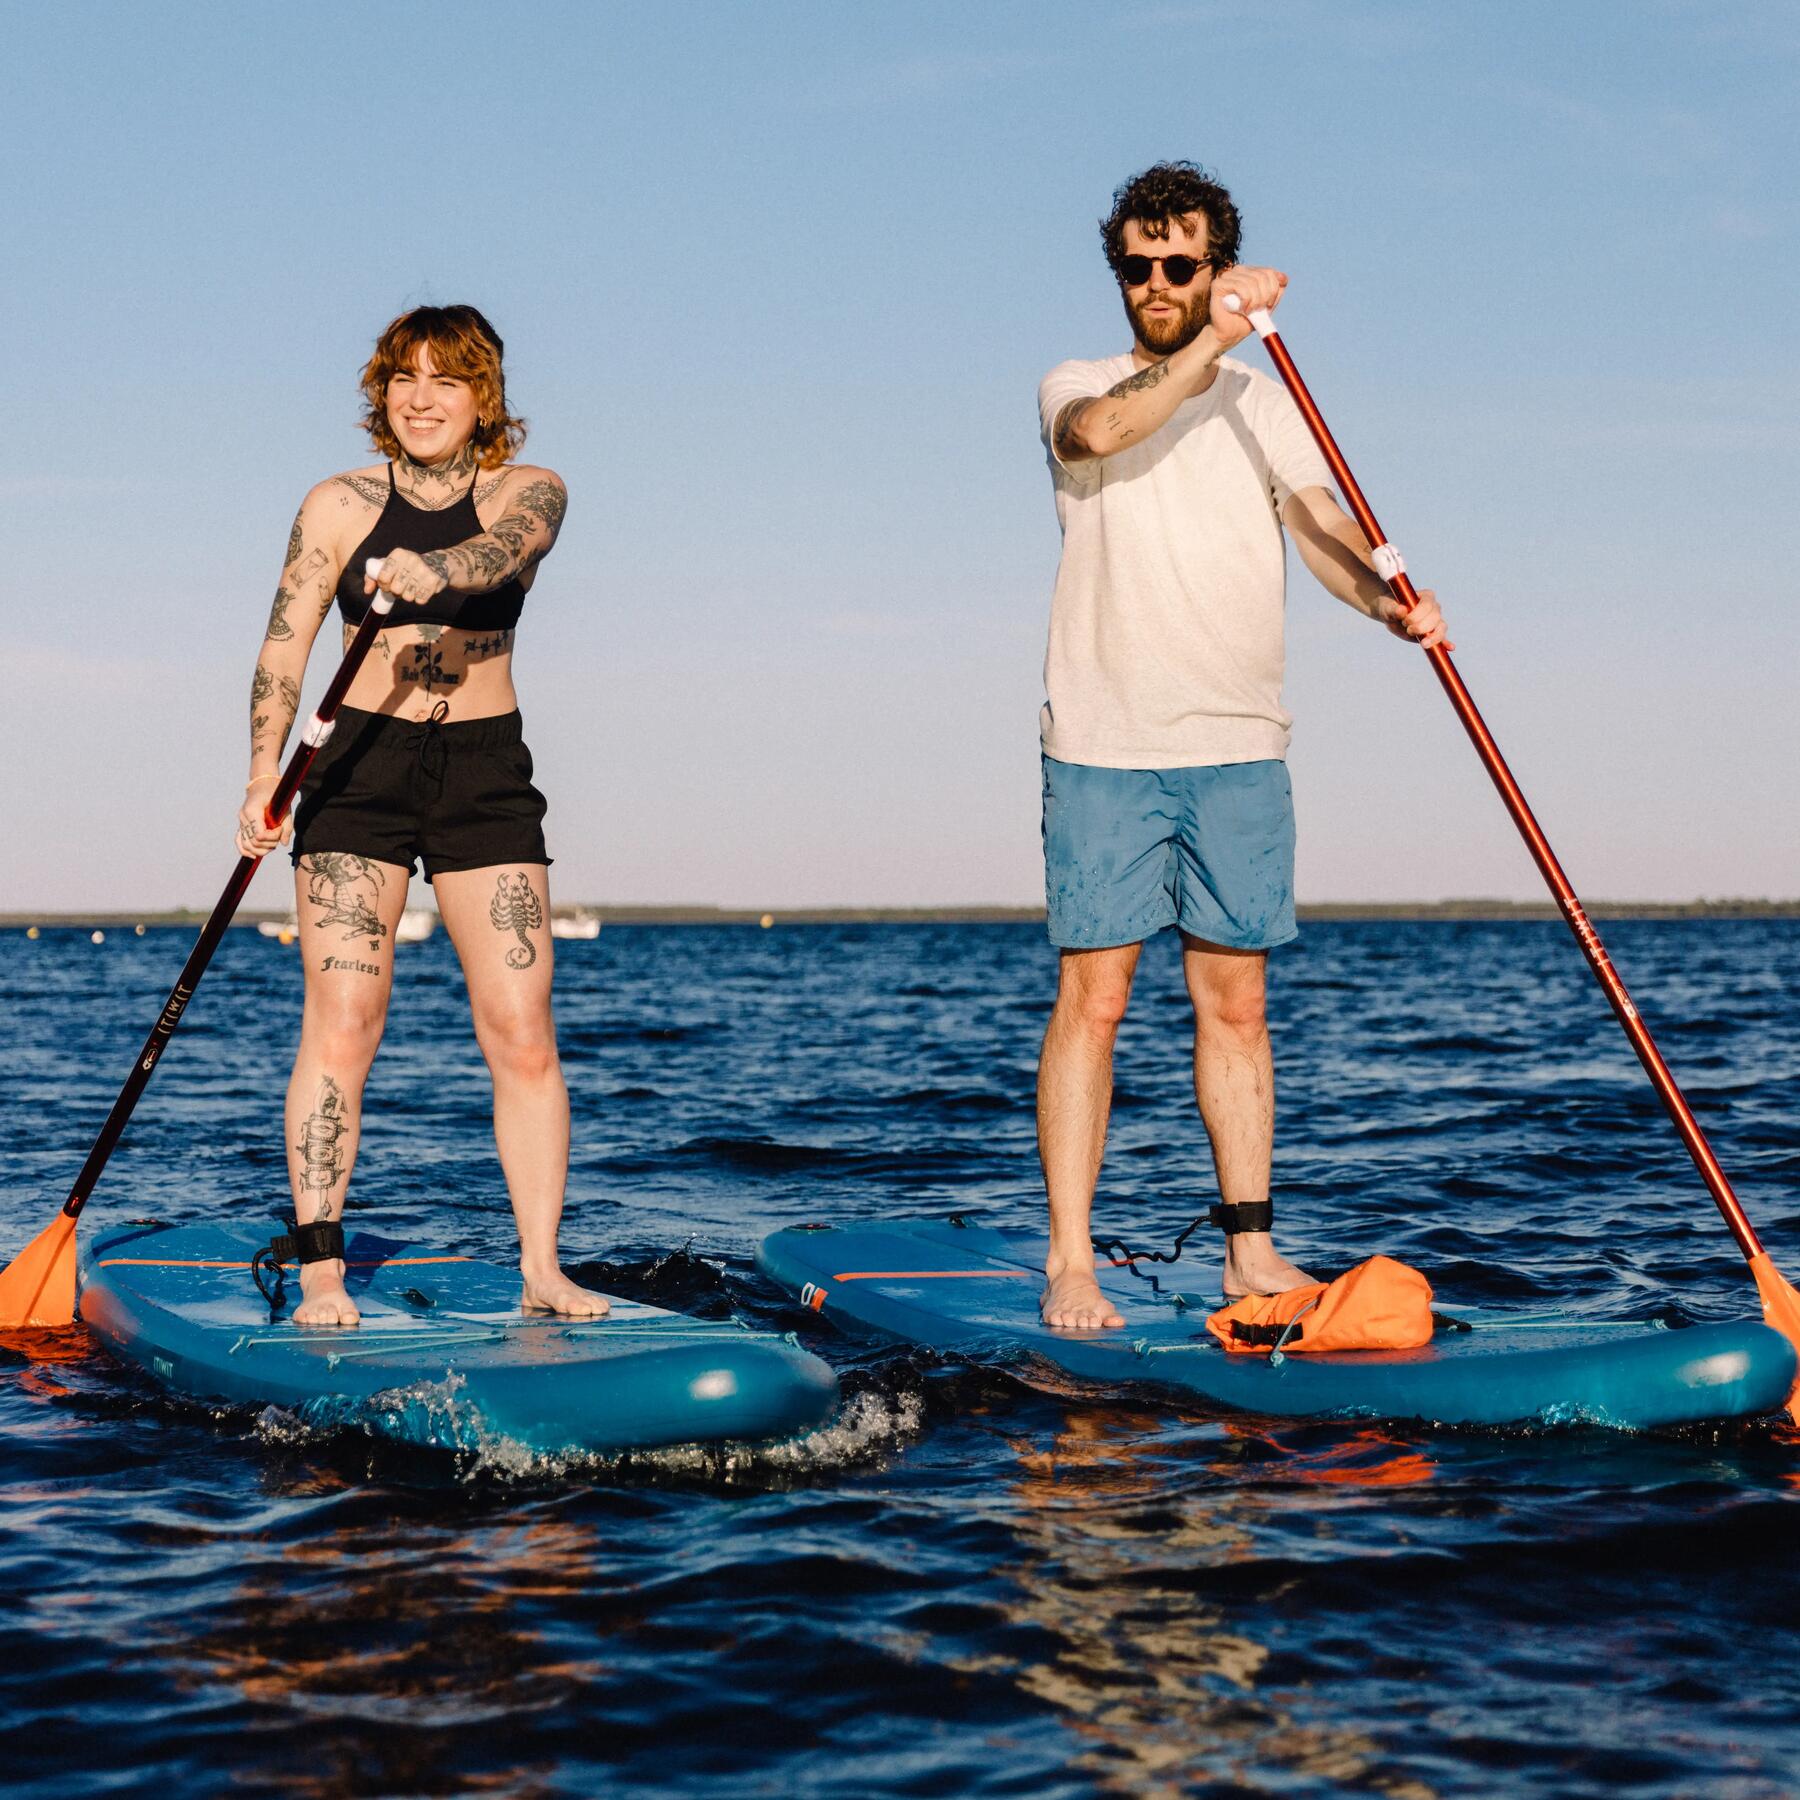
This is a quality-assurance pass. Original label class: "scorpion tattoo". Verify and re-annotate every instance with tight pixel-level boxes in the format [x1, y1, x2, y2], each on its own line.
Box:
[489, 872, 543, 969]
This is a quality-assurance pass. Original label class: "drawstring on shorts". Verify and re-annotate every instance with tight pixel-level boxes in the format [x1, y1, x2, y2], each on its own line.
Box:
[418, 699, 451, 785]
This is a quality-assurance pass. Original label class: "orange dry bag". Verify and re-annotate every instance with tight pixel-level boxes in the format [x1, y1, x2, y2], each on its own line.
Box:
[1205, 1255, 1435, 1355]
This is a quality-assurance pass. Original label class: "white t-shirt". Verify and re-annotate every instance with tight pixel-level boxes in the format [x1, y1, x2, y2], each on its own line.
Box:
[1037, 352, 1335, 769]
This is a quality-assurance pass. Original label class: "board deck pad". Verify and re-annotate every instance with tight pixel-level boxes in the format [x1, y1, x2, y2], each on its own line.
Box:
[759, 1217, 1795, 1430]
[82, 1222, 838, 1455]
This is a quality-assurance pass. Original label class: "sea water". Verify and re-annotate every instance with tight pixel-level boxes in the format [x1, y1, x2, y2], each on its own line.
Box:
[1, 919, 1796, 1798]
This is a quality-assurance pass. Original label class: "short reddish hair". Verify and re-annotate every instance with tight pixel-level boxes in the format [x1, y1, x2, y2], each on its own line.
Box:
[359, 304, 526, 470]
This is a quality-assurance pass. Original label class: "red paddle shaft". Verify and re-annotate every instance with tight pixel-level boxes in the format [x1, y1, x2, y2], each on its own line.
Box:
[58, 561, 394, 1225]
[1229, 300, 1762, 1262]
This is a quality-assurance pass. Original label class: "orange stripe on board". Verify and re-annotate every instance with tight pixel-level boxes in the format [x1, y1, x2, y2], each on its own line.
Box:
[833, 1269, 1037, 1282]
[94, 1256, 473, 1270]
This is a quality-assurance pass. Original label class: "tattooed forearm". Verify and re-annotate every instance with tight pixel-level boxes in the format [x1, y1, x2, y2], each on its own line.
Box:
[422, 538, 514, 592]
[250, 663, 301, 756]
[294, 1073, 350, 1216]
[489, 872, 543, 969]
[1055, 361, 1178, 461]
[418, 475, 567, 593]
[1109, 361, 1171, 400]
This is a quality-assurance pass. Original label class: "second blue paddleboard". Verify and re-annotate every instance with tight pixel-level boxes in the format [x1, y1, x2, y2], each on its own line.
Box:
[759, 1216, 1793, 1430]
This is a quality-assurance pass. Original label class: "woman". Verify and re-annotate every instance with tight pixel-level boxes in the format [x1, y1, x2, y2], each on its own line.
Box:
[238, 304, 605, 1327]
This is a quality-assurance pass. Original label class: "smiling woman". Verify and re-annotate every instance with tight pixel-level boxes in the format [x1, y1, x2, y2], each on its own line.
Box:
[232, 303, 605, 1331]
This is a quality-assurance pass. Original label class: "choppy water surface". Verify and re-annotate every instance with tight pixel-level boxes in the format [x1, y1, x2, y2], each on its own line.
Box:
[2, 919, 1797, 1799]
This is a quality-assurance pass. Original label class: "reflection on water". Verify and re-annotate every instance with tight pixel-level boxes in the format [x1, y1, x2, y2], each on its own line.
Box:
[2, 921, 1798, 1797]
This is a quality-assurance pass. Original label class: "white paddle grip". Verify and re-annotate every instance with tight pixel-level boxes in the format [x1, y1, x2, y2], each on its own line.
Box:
[365, 556, 395, 616]
[1221, 294, 1278, 338]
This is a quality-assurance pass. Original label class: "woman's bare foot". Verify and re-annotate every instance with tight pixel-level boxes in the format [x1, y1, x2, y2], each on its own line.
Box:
[1222, 1232, 1314, 1300]
[1041, 1260, 1125, 1330]
[521, 1265, 611, 1318]
[293, 1259, 361, 1327]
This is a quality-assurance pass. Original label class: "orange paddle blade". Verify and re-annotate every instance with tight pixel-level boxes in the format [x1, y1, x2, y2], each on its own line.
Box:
[0, 1212, 78, 1329]
[1749, 1252, 1800, 1426]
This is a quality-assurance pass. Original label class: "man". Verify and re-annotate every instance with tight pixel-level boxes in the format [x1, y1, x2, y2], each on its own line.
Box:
[1035, 162, 1450, 1330]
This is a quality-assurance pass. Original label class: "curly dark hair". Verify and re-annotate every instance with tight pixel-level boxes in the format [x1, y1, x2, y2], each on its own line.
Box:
[1099, 162, 1242, 277]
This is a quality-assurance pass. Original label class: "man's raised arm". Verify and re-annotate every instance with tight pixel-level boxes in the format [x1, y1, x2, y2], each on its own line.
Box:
[1052, 264, 1288, 463]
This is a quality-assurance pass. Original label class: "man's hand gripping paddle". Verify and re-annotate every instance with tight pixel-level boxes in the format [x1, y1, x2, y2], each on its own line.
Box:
[0, 561, 393, 1329]
[1223, 293, 1800, 1421]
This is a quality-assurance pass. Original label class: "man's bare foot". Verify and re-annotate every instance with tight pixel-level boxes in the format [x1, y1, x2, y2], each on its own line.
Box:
[521, 1266, 611, 1318]
[293, 1259, 361, 1327]
[1041, 1261, 1125, 1330]
[1222, 1232, 1314, 1300]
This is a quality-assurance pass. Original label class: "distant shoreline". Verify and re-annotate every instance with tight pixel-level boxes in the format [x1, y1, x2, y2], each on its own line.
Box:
[4, 899, 1797, 928]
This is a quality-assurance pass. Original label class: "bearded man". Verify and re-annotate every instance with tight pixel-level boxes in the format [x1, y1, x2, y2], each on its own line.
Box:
[1035, 162, 1451, 1329]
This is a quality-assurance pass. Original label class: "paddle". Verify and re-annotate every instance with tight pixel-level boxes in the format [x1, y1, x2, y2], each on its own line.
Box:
[1221, 293, 1800, 1421]
[0, 559, 393, 1329]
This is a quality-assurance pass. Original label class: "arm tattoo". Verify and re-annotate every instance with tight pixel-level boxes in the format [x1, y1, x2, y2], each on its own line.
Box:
[1053, 399, 1093, 458]
[1054, 363, 1172, 458]
[250, 663, 300, 757]
[266, 586, 296, 642]
[1108, 361, 1171, 399]
[294, 1073, 350, 1216]
[513, 479, 567, 531]
[424, 476, 566, 592]
[489, 872, 543, 969]
[284, 511, 305, 568]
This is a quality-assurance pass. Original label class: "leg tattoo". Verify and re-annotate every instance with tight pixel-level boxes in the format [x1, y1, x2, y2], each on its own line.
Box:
[303, 853, 389, 950]
[295, 1074, 349, 1218]
[488, 872, 543, 970]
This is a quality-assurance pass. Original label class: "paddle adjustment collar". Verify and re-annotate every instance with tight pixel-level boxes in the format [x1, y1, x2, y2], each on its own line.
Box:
[251, 1218, 346, 1313]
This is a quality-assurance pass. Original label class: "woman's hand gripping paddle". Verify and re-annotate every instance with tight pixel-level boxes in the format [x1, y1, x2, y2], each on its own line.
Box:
[1224, 294, 1800, 1421]
[0, 561, 393, 1329]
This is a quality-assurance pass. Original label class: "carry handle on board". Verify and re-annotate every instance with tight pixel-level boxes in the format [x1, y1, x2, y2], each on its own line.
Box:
[1221, 292, 1800, 1419]
[0, 559, 395, 1327]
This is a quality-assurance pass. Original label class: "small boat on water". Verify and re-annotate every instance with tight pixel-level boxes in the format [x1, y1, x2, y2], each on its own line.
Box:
[550, 909, 601, 940]
[396, 907, 437, 944]
[257, 908, 437, 946]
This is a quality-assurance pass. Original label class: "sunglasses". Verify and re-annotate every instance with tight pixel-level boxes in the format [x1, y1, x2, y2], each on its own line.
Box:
[1116, 253, 1212, 288]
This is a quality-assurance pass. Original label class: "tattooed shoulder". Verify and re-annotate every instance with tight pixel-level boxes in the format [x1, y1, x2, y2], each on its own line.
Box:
[333, 472, 390, 508]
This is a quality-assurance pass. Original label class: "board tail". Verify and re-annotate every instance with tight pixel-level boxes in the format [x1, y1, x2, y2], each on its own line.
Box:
[1749, 1253, 1800, 1425]
[0, 1212, 78, 1329]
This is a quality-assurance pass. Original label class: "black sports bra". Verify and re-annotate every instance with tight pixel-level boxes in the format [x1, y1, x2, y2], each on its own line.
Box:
[336, 464, 527, 631]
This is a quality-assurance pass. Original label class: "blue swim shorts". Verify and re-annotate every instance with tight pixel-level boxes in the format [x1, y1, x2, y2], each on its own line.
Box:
[1041, 755, 1297, 952]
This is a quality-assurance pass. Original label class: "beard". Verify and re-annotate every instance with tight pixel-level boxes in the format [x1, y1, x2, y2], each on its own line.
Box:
[1123, 284, 1209, 356]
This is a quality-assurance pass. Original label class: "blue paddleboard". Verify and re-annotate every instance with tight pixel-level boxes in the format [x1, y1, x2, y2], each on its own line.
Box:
[82, 1222, 839, 1455]
[759, 1217, 1795, 1430]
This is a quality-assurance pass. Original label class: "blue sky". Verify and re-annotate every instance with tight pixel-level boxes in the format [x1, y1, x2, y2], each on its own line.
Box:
[3, 0, 1795, 910]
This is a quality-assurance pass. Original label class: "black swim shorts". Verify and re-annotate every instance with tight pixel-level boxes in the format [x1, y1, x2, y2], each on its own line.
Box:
[291, 705, 551, 879]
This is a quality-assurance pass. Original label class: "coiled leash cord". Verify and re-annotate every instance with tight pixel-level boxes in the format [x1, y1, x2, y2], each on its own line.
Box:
[1092, 1201, 1273, 1298]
